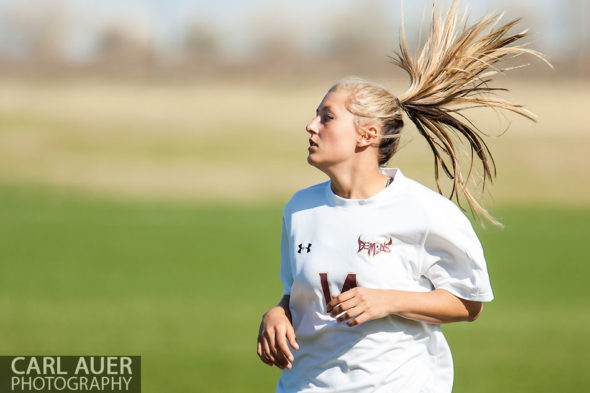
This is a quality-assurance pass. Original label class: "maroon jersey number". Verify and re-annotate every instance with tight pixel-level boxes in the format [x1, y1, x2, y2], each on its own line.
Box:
[319, 273, 358, 306]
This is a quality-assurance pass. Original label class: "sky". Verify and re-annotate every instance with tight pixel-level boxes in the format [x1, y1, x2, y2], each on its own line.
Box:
[0, 0, 585, 62]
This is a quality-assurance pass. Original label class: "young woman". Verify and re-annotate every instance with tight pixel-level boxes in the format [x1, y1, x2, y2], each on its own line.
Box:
[257, 2, 549, 392]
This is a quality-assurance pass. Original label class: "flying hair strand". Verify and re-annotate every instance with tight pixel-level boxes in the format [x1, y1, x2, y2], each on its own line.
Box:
[389, 0, 552, 227]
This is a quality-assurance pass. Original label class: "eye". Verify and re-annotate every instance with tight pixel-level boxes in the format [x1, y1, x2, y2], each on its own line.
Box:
[323, 113, 334, 122]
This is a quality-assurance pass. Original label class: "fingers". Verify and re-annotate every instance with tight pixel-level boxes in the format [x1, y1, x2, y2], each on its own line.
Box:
[329, 297, 358, 318]
[257, 341, 273, 366]
[346, 312, 369, 327]
[286, 325, 299, 350]
[261, 335, 278, 365]
[275, 330, 294, 367]
[326, 290, 356, 312]
[325, 288, 378, 327]
[258, 326, 298, 370]
[276, 325, 301, 369]
[275, 328, 293, 361]
[266, 329, 288, 369]
[336, 306, 363, 323]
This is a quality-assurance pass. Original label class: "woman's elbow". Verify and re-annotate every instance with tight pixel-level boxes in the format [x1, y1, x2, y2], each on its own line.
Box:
[465, 301, 483, 322]
[453, 296, 483, 322]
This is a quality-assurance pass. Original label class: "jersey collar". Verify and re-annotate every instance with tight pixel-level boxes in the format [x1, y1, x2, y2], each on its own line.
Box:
[325, 168, 404, 207]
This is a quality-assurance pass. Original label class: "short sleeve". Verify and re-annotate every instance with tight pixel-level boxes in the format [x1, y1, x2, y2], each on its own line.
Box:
[279, 215, 293, 296]
[421, 202, 494, 302]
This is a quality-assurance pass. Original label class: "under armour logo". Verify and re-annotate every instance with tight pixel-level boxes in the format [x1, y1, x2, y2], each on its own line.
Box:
[297, 243, 312, 254]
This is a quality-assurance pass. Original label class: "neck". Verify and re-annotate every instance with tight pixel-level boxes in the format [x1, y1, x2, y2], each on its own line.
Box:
[324, 161, 390, 199]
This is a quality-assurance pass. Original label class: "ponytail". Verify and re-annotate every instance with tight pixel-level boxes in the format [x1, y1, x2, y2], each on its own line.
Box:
[330, 1, 550, 226]
[388, 0, 552, 226]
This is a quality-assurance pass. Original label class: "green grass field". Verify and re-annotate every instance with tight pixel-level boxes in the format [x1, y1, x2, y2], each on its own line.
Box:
[1, 181, 588, 393]
[0, 77, 588, 391]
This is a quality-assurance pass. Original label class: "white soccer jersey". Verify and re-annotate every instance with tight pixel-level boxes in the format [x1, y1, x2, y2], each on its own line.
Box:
[276, 168, 493, 393]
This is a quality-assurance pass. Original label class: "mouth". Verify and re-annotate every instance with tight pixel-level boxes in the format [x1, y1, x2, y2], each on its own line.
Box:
[309, 139, 318, 148]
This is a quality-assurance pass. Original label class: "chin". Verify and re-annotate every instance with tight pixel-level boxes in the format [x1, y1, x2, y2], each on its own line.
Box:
[308, 156, 330, 174]
[307, 154, 320, 168]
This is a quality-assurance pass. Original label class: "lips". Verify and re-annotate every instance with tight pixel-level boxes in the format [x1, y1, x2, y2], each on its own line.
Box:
[309, 139, 318, 147]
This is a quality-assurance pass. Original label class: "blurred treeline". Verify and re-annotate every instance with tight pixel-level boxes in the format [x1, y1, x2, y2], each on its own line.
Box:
[0, 0, 587, 80]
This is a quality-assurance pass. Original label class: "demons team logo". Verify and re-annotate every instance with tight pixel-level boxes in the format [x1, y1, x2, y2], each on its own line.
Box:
[357, 235, 393, 256]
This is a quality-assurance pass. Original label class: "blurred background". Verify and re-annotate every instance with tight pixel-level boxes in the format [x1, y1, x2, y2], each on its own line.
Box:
[0, 0, 588, 392]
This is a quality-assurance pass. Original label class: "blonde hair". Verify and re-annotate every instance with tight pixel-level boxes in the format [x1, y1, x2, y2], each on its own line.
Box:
[331, 0, 551, 227]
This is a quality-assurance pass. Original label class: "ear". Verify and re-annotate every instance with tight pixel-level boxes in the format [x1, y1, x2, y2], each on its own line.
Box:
[357, 125, 379, 148]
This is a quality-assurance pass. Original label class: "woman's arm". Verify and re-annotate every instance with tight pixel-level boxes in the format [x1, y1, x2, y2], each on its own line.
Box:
[327, 288, 483, 326]
[257, 295, 299, 369]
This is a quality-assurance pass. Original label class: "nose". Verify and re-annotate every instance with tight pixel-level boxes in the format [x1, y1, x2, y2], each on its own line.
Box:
[306, 116, 319, 134]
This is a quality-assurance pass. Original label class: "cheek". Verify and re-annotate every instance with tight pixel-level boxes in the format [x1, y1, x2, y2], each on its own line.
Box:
[325, 119, 356, 140]
[327, 127, 357, 153]
[333, 136, 356, 153]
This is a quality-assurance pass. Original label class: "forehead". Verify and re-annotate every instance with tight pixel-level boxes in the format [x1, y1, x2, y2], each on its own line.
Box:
[316, 90, 350, 114]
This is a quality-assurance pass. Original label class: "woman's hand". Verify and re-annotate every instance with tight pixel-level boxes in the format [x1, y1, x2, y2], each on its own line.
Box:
[327, 287, 396, 327]
[257, 296, 299, 370]
[327, 288, 483, 326]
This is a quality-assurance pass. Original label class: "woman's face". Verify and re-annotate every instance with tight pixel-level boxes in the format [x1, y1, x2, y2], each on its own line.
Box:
[306, 90, 361, 170]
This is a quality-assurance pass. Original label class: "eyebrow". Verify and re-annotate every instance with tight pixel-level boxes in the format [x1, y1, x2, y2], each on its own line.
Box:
[316, 105, 333, 115]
